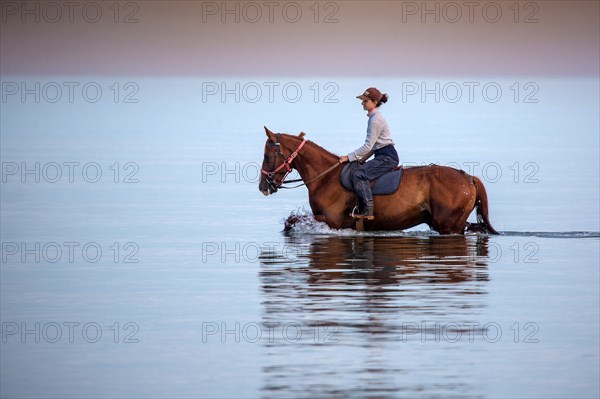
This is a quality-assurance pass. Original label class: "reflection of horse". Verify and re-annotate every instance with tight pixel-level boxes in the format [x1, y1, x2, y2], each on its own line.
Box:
[259, 128, 498, 234]
[259, 234, 491, 317]
[324, 236, 485, 283]
[265, 234, 490, 287]
[259, 234, 491, 338]
[258, 235, 491, 397]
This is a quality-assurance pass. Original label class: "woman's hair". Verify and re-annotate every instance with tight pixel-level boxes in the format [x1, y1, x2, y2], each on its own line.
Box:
[376, 93, 389, 107]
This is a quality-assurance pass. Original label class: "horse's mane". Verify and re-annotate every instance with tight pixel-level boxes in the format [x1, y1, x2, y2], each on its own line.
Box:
[282, 133, 339, 160]
[305, 140, 339, 159]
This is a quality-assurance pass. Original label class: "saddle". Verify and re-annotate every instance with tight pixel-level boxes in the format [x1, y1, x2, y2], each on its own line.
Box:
[340, 162, 403, 195]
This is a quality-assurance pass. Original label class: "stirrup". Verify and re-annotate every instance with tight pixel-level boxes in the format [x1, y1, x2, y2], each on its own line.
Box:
[350, 206, 375, 220]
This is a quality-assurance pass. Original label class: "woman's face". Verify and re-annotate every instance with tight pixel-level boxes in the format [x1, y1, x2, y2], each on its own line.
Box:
[361, 98, 377, 112]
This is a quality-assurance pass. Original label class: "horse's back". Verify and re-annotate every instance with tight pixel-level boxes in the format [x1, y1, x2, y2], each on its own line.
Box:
[402, 164, 472, 184]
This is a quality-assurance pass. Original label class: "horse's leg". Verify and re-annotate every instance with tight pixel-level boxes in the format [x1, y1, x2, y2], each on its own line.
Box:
[430, 189, 476, 235]
[432, 210, 468, 234]
[320, 210, 354, 229]
[314, 214, 327, 224]
[313, 213, 347, 229]
[309, 191, 355, 230]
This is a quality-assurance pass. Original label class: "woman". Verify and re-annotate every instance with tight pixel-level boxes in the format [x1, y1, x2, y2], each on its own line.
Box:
[339, 87, 399, 220]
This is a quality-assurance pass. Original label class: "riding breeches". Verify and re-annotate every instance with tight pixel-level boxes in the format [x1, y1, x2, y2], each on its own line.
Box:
[351, 145, 399, 207]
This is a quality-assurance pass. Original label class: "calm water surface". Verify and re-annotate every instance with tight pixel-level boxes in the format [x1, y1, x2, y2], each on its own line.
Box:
[1, 77, 598, 398]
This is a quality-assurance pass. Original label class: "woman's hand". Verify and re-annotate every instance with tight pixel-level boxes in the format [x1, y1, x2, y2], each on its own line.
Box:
[339, 155, 349, 164]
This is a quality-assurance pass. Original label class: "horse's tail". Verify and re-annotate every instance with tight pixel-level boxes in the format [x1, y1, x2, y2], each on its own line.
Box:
[472, 176, 499, 234]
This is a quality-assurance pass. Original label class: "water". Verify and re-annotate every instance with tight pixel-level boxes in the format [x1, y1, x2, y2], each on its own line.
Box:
[1, 76, 599, 398]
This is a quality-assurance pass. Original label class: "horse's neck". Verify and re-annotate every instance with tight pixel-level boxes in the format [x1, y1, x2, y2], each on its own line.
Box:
[292, 141, 339, 183]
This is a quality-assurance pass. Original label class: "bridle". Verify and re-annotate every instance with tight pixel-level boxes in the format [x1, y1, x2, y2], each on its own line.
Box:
[261, 133, 341, 190]
[261, 133, 307, 190]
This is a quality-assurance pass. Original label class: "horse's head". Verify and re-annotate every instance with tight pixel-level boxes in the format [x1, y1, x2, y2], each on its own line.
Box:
[259, 127, 306, 196]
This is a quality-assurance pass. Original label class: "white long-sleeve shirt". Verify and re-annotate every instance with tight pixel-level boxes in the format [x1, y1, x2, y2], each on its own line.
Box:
[347, 109, 395, 162]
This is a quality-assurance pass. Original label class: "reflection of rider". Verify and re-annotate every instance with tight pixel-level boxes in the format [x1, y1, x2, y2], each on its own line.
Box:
[339, 87, 399, 220]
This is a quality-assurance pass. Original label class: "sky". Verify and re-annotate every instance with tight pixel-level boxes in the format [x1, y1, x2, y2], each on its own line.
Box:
[1, 0, 598, 76]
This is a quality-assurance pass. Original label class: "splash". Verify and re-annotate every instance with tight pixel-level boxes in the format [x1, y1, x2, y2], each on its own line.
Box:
[281, 207, 342, 235]
[281, 208, 434, 237]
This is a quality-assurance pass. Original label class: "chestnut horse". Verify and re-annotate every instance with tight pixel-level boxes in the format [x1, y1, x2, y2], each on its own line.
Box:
[259, 128, 498, 234]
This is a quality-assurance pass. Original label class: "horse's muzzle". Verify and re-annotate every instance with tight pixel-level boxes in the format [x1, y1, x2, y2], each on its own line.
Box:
[261, 186, 277, 196]
[259, 178, 278, 196]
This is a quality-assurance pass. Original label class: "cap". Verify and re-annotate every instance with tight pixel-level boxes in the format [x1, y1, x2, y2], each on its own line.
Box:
[357, 87, 383, 102]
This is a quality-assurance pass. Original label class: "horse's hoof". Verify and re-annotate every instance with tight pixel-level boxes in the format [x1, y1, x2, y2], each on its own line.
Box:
[284, 215, 300, 231]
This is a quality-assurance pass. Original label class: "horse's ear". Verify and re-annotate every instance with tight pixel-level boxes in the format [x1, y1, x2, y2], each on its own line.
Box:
[298, 131, 306, 139]
[264, 126, 276, 141]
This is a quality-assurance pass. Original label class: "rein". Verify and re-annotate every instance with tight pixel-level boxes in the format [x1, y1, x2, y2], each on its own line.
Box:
[261, 134, 341, 190]
[280, 162, 341, 189]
